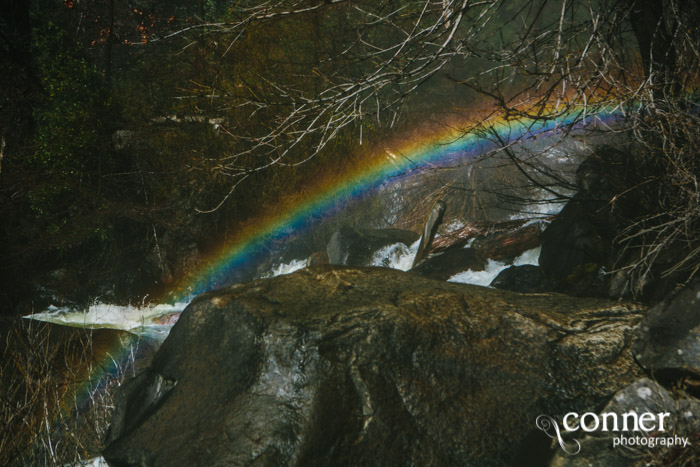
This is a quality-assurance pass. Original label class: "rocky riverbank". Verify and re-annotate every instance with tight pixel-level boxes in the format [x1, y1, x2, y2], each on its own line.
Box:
[102, 146, 700, 466]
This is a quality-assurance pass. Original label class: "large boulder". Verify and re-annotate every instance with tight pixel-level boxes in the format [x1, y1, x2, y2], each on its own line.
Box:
[490, 264, 555, 293]
[104, 266, 644, 466]
[539, 147, 636, 295]
[538, 194, 613, 289]
[409, 248, 487, 280]
[326, 226, 418, 266]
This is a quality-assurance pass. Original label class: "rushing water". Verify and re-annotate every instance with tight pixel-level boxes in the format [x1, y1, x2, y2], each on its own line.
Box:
[259, 258, 308, 278]
[448, 246, 541, 286]
[25, 193, 559, 337]
[25, 239, 545, 336]
[25, 302, 189, 340]
[369, 239, 420, 270]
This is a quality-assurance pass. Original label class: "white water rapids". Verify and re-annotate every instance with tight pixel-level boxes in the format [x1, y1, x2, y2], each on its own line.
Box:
[25, 237, 544, 336]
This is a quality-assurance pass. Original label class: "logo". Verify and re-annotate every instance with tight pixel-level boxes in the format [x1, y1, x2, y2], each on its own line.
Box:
[536, 415, 581, 455]
[536, 411, 689, 454]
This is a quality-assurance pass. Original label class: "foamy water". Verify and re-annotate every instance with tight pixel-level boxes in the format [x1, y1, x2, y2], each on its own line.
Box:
[72, 457, 108, 467]
[260, 258, 307, 278]
[25, 302, 189, 337]
[448, 246, 541, 286]
[369, 239, 421, 271]
[27, 235, 543, 334]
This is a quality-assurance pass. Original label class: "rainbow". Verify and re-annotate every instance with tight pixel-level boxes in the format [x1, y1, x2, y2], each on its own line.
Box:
[168, 106, 618, 301]
[61, 105, 622, 418]
[71, 331, 142, 408]
[52, 328, 152, 435]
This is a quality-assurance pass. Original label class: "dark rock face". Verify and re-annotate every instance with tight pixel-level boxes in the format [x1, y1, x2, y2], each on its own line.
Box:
[104, 266, 643, 466]
[539, 147, 634, 295]
[538, 195, 612, 284]
[327, 226, 418, 266]
[635, 279, 700, 375]
[409, 248, 486, 281]
[490, 265, 555, 293]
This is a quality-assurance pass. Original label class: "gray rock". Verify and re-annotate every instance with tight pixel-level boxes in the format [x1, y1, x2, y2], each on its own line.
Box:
[104, 266, 644, 466]
[550, 378, 700, 466]
[635, 279, 700, 375]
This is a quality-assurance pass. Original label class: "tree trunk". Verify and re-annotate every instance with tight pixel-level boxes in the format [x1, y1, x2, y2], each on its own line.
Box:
[627, 0, 679, 98]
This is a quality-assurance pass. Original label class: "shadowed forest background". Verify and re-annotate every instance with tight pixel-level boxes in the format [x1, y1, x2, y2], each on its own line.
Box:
[0, 0, 696, 315]
[1, 0, 398, 310]
[2, 0, 700, 312]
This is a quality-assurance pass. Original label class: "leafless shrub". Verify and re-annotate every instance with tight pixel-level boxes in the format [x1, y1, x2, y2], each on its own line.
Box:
[611, 105, 700, 295]
[0, 319, 133, 466]
[157, 1, 700, 294]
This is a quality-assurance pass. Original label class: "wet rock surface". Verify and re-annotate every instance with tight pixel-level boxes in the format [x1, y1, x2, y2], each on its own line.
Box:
[490, 265, 555, 293]
[471, 222, 544, 263]
[409, 248, 486, 281]
[104, 266, 644, 466]
[327, 226, 419, 266]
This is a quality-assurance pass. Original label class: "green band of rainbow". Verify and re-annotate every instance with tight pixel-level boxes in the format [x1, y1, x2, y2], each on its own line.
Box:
[169, 107, 617, 301]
